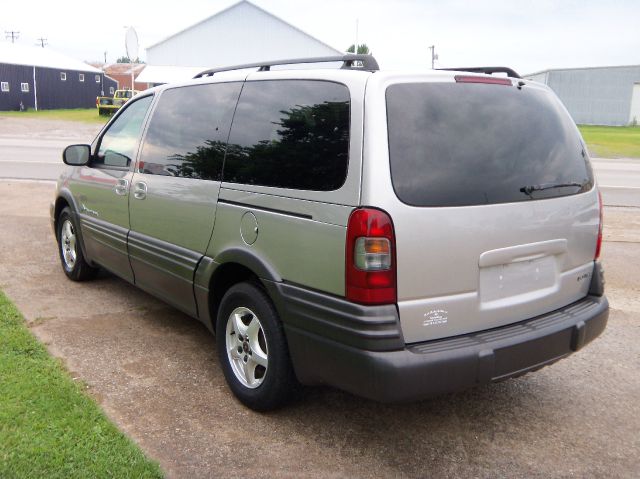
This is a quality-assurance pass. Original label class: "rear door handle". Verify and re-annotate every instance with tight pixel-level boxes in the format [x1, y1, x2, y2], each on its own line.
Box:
[114, 178, 129, 196]
[133, 181, 147, 200]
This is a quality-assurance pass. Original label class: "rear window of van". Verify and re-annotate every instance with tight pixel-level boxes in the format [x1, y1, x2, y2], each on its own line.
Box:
[386, 82, 594, 207]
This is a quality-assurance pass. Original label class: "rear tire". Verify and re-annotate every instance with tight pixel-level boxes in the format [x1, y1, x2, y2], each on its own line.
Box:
[216, 282, 297, 411]
[57, 207, 98, 281]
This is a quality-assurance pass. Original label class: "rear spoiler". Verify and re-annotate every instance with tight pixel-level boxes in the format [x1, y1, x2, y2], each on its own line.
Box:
[437, 66, 521, 79]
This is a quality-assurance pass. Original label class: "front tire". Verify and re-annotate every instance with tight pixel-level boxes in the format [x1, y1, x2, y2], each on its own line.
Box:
[216, 282, 297, 411]
[57, 207, 98, 281]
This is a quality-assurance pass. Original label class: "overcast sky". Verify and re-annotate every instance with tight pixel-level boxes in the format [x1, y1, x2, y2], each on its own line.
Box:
[2, 0, 639, 75]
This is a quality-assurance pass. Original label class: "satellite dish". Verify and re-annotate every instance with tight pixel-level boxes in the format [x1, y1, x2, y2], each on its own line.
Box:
[125, 27, 139, 62]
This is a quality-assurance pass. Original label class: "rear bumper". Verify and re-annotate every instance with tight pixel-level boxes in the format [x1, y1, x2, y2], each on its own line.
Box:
[270, 282, 608, 402]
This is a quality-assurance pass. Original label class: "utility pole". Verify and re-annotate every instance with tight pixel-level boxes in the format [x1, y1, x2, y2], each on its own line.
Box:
[36, 37, 47, 48]
[428, 45, 438, 69]
[5, 31, 20, 43]
[104, 51, 108, 64]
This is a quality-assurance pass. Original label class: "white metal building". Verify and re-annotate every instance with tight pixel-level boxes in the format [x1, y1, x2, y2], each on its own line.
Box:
[525, 65, 640, 126]
[138, 0, 342, 85]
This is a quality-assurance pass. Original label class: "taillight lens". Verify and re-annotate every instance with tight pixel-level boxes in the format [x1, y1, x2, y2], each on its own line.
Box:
[595, 190, 603, 259]
[346, 208, 396, 305]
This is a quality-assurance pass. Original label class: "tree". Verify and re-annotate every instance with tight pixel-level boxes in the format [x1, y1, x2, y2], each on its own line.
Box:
[346, 43, 371, 55]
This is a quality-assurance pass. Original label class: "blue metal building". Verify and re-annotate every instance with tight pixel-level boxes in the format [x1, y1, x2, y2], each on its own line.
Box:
[0, 42, 117, 111]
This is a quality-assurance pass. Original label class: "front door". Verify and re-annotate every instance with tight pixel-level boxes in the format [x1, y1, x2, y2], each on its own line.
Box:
[71, 95, 153, 282]
[127, 82, 242, 316]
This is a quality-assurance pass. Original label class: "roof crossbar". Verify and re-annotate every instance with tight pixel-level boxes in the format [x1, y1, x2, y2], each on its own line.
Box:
[193, 54, 379, 78]
[437, 66, 521, 79]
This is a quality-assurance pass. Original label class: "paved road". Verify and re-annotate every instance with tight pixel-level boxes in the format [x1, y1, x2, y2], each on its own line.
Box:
[0, 138, 71, 180]
[591, 158, 640, 207]
[1, 136, 639, 206]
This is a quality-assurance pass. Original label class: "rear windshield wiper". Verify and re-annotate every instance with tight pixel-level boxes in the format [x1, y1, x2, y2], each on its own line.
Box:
[520, 182, 585, 195]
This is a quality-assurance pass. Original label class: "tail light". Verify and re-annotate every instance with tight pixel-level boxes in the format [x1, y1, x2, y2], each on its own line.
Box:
[454, 75, 512, 86]
[595, 190, 603, 259]
[346, 208, 396, 305]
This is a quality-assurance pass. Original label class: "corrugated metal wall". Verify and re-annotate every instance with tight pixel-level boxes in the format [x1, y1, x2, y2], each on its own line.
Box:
[0, 64, 118, 111]
[36, 67, 98, 109]
[0, 64, 36, 111]
[528, 66, 640, 126]
[630, 84, 640, 125]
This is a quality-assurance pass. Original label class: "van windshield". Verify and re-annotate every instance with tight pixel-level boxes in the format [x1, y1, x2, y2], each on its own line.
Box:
[386, 82, 594, 207]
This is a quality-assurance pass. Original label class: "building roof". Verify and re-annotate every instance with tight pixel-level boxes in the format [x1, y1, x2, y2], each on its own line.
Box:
[102, 63, 146, 76]
[0, 42, 101, 73]
[147, 0, 341, 54]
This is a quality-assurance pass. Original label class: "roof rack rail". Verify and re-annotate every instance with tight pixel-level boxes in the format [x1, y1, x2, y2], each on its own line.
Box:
[437, 66, 521, 79]
[193, 54, 380, 79]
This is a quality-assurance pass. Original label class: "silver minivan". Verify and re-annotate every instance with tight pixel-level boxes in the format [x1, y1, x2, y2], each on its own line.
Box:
[52, 55, 608, 410]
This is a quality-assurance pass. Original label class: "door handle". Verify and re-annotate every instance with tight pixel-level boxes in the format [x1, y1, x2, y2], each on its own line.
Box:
[114, 178, 129, 196]
[133, 181, 147, 200]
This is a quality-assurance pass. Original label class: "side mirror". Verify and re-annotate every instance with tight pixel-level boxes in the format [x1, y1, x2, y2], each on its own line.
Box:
[62, 144, 91, 166]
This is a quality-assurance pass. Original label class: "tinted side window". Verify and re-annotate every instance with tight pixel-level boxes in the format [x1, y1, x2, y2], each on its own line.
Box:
[139, 82, 242, 180]
[95, 95, 153, 169]
[224, 80, 350, 191]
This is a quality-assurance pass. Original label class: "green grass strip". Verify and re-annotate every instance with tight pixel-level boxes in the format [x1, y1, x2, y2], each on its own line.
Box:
[0, 291, 163, 479]
[578, 125, 640, 159]
[0, 109, 108, 124]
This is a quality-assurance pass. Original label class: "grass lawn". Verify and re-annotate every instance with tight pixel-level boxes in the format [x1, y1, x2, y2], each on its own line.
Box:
[0, 108, 108, 124]
[0, 291, 163, 479]
[578, 125, 640, 159]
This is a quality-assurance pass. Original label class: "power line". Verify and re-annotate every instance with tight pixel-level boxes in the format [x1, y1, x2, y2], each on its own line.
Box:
[36, 37, 48, 48]
[5, 31, 20, 43]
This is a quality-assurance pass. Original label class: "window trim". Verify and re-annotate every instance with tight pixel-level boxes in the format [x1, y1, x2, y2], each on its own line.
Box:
[95, 74, 101, 83]
[109, 86, 115, 95]
[79, 73, 85, 82]
[0, 82, 9, 92]
[60, 72, 66, 81]
[20, 82, 29, 93]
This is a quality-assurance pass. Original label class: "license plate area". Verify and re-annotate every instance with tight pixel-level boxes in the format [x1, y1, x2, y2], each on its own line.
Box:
[480, 255, 557, 304]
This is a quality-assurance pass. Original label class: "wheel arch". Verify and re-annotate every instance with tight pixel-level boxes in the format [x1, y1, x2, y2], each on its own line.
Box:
[53, 196, 70, 234]
[194, 248, 282, 335]
[54, 189, 92, 264]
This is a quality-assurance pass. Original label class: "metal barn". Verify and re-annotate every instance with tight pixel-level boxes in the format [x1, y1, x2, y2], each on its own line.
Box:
[138, 0, 342, 85]
[525, 65, 640, 126]
[0, 42, 117, 111]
